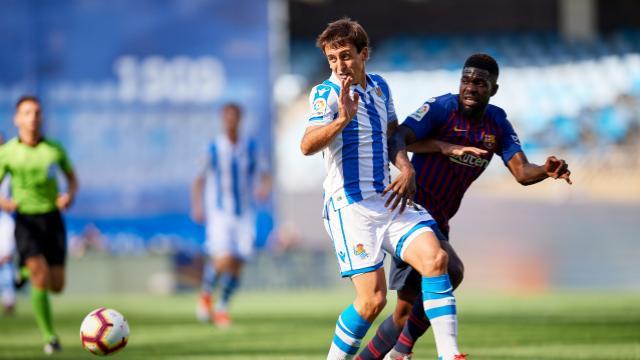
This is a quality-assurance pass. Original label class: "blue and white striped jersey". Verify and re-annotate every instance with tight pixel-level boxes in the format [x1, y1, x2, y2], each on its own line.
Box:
[203, 135, 262, 218]
[307, 73, 397, 210]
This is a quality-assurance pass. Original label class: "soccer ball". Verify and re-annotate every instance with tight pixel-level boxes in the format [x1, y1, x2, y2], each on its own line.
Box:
[80, 308, 129, 355]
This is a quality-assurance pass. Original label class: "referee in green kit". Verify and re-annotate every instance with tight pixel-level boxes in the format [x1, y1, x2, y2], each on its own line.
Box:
[0, 95, 78, 355]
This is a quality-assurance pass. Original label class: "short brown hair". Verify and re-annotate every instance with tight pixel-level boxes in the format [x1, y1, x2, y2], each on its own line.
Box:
[15, 95, 40, 109]
[316, 17, 369, 54]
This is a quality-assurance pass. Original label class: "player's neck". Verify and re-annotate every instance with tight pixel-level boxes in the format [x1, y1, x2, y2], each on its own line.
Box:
[18, 130, 41, 146]
[227, 132, 239, 145]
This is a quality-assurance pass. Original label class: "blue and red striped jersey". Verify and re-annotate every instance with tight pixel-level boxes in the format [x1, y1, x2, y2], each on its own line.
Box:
[402, 93, 522, 235]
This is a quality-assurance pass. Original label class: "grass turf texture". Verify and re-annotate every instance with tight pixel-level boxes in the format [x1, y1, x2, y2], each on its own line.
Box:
[0, 291, 639, 359]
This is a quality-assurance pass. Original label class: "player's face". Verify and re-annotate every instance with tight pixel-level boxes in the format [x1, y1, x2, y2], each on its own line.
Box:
[14, 100, 42, 134]
[459, 67, 497, 117]
[324, 43, 368, 86]
[222, 106, 241, 134]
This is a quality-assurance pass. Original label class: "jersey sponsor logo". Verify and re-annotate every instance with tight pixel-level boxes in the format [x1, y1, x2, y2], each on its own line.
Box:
[312, 98, 327, 117]
[338, 251, 346, 263]
[449, 153, 490, 168]
[453, 125, 467, 132]
[409, 104, 430, 121]
[317, 87, 329, 97]
[354, 243, 369, 259]
[511, 134, 521, 146]
[483, 134, 496, 149]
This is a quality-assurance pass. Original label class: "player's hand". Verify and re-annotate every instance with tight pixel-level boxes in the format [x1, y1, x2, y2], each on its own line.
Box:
[191, 206, 205, 224]
[338, 76, 359, 122]
[544, 156, 572, 184]
[383, 167, 416, 214]
[56, 193, 73, 210]
[0, 198, 18, 213]
[444, 144, 488, 157]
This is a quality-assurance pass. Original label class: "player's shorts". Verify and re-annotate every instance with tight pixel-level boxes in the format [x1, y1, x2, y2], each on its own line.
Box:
[15, 210, 66, 266]
[389, 223, 448, 291]
[0, 212, 15, 258]
[323, 194, 436, 278]
[205, 212, 255, 261]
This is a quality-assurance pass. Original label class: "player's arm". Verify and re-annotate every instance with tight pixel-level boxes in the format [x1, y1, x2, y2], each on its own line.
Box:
[56, 168, 78, 210]
[408, 139, 488, 157]
[386, 124, 419, 213]
[506, 152, 572, 186]
[191, 172, 206, 224]
[300, 77, 359, 156]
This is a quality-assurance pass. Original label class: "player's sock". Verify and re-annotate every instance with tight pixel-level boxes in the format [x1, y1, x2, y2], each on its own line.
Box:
[357, 315, 401, 359]
[422, 274, 459, 360]
[216, 273, 240, 311]
[200, 262, 220, 294]
[31, 287, 56, 342]
[328, 304, 372, 360]
[394, 297, 431, 354]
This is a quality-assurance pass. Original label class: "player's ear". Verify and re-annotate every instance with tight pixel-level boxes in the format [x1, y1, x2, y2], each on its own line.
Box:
[490, 83, 499, 97]
[361, 47, 369, 62]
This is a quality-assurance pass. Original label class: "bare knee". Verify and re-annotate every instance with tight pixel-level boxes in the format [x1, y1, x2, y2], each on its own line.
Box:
[50, 279, 65, 293]
[448, 261, 464, 289]
[356, 291, 387, 321]
[416, 249, 449, 277]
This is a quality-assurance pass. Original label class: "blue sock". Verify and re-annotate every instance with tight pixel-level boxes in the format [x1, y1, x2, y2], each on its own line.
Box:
[422, 274, 460, 359]
[200, 262, 220, 294]
[216, 273, 239, 311]
[328, 304, 372, 360]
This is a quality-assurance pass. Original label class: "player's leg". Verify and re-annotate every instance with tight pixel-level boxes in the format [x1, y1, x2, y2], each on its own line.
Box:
[357, 260, 419, 360]
[325, 199, 387, 360]
[197, 220, 224, 323]
[212, 255, 242, 327]
[328, 268, 386, 360]
[402, 232, 462, 360]
[26, 256, 58, 342]
[0, 260, 16, 314]
[389, 241, 464, 358]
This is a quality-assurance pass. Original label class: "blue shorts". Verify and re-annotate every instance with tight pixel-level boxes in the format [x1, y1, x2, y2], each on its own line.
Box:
[388, 222, 448, 291]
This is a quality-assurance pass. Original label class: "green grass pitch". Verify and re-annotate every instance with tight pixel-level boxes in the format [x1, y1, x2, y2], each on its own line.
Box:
[1, 291, 639, 359]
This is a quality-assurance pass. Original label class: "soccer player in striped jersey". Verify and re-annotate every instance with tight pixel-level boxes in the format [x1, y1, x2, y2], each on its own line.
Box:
[0, 133, 16, 316]
[301, 18, 467, 360]
[192, 103, 271, 327]
[358, 54, 572, 360]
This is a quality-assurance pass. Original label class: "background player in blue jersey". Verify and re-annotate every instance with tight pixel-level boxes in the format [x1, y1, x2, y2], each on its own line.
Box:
[358, 54, 572, 360]
[301, 18, 467, 360]
[192, 103, 271, 327]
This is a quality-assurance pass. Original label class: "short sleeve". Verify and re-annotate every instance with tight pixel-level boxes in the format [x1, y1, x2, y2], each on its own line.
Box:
[401, 99, 448, 140]
[307, 83, 338, 127]
[495, 110, 523, 164]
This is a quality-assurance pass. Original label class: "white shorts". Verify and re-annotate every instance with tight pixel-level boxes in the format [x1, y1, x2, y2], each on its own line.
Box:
[323, 194, 435, 277]
[0, 213, 15, 258]
[205, 212, 255, 261]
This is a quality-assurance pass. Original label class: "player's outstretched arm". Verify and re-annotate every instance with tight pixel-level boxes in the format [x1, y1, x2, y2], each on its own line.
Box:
[408, 139, 488, 157]
[507, 152, 572, 186]
[191, 174, 206, 224]
[300, 77, 359, 156]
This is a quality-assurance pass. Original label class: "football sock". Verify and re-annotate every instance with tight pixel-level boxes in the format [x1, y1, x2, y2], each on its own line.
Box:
[31, 287, 56, 342]
[422, 274, 459, 360]
[0, 262, 16, 306]
[216, 273, 239, 311]
[200, 262, 219, 294]
[357, 315, 401, 359]
[394, 296, 431, 354]
[328, 304, 372, 360]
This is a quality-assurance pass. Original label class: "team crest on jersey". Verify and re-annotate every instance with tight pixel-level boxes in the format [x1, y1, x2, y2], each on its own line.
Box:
[409, 104, 430, 121]
[483, 134, 496, 149]
[375, 87, 382, 97]
[312, 98, 327, 117]
[354, 244, 369, 259]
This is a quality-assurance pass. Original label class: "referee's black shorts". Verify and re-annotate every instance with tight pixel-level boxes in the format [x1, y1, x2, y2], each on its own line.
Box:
[15, 210, 66, 266]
